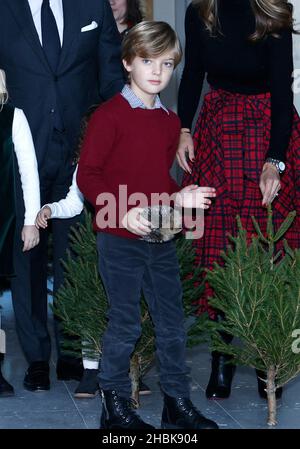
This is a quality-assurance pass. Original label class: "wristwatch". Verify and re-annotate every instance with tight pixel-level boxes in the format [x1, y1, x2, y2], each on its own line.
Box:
[265, 157, 286, 174]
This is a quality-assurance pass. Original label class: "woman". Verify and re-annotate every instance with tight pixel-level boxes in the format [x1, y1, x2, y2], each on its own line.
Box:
[177, 0, 300, 400]
[0, 69, 40, 396]
[109, 0, 143, 38]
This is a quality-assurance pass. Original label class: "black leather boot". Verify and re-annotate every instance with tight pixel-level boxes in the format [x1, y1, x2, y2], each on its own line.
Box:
[0, 357, 14, 397]
[206, 314, 235, 399]
[161, 392, 219, 429]
[100, 389, 155, 429]
[206, 351, 235, 399]
[256, 370, 283, 400]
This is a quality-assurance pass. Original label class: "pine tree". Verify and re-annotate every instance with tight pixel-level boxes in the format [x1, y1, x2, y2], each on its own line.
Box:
[205, 207, 300, 426]
[53, 211, 206, 405]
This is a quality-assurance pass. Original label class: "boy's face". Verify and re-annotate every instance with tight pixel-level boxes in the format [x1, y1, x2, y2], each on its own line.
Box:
[123, 50, 176, 101]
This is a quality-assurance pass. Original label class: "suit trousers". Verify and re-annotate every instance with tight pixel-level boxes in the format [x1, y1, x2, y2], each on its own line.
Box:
[97, 232, 191, 398]
[11, 130, 80, 363]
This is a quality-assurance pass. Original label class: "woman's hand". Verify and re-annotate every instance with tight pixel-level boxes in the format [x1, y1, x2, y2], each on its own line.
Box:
[21, 225, 40, 251]
[35, 206, 51, 229]
[259, 163, 281, 207]
[176, 130, 195, 174]
[121, 207, 152, 236]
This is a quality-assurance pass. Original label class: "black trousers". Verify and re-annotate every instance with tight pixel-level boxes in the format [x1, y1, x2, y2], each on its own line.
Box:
[11, 131, 80, 363]
[97, 232, 191, 398]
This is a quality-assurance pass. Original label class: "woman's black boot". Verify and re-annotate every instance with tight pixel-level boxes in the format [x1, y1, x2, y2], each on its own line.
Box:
[205, 315, 235, 399]
[206, 351, 235, 399]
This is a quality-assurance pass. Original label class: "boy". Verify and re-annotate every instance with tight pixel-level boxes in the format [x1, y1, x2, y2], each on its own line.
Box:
[35, 107, 152, 399]
[77, 21, 218, 430]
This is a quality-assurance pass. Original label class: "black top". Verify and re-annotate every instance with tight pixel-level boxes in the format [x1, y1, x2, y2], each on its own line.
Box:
[178, 0, 294, 161]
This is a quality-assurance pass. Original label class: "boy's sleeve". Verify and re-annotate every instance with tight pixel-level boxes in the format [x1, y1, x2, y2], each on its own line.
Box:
[77, 108, 116, 207]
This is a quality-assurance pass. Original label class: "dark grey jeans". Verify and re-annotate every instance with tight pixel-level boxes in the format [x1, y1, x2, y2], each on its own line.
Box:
[97, 232, 191, 398]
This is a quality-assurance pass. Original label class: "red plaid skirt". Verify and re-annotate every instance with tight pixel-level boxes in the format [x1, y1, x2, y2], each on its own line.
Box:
[183, 88, 300, 318]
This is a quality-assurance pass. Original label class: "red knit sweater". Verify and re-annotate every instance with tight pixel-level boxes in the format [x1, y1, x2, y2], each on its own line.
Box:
[77, 93, 181, 239]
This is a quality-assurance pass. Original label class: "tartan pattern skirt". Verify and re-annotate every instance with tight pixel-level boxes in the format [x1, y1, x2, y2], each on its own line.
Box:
[183, 88, 300, 318]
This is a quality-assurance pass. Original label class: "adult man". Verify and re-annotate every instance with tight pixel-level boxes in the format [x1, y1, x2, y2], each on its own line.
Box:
[0, 0, 124, 391]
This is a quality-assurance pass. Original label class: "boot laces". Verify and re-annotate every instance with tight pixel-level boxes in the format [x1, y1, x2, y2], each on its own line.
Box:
[112, 391, 138, 423]
[177, 397, 202, 417]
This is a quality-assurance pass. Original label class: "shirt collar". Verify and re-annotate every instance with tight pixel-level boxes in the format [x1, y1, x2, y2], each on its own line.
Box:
[121, 84, 169, 114]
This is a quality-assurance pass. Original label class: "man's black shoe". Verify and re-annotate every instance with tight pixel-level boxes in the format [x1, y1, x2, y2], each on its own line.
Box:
[100, 389, 155, 429]
[161, 392, 219, 429]
[0, 369, 14, 397]
[23, 361, 50, 391]
[56, 357, 83, 381]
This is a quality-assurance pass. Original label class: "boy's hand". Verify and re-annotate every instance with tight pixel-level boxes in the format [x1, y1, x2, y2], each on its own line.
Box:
[122, 207, 152, 236]
[35, 206, 52, 229]
[175, 184, 216, 209]
[176, 131, 194, 174]
[21, 225, 40, 252]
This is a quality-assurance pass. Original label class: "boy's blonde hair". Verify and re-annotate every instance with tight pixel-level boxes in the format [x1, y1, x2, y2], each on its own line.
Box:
[122, 21, 182, 68]
[0, 69, 8, 106]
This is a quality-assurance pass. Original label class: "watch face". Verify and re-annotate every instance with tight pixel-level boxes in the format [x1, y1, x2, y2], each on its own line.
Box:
[278, 162, 285, 171]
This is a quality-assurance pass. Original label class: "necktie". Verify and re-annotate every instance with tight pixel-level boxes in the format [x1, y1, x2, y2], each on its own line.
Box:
[41, 0, 61, 72]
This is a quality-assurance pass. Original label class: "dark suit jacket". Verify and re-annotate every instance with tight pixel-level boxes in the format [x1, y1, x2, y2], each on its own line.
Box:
[0, 105, 15, 276]
[0, 0, 125, 169]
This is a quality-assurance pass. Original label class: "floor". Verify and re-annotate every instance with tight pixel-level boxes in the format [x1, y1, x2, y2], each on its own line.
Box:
[1, 285, 300, 430]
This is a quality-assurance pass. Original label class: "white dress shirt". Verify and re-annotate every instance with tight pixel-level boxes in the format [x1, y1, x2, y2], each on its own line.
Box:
[27, 0, 64, 46]
[44, 166, 84, 218]
[12, 109, 41, 226]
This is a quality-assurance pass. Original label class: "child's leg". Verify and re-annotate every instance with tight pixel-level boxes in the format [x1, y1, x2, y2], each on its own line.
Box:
[141, 241, 191, 398]
[81, 340, 99, 370]
[96, 233, 147, 398]
[74, 342, 99, 399]
[82, 358, 99, 370]
[0, 353, 14, 397]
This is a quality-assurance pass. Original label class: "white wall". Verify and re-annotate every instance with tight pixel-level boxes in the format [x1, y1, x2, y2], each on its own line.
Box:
[293, 0, 300, 114]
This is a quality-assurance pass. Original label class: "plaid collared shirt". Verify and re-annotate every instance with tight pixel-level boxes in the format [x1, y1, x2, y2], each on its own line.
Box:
[121, 84, 169, 115]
